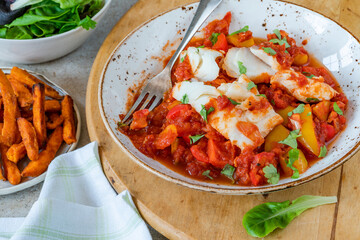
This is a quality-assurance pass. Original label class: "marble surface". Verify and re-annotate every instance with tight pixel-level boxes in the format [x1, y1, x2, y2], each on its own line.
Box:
[0, 0, 166, 239]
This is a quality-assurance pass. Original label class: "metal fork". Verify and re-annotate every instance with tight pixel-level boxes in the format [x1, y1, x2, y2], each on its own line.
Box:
[122, 0, 223, 124]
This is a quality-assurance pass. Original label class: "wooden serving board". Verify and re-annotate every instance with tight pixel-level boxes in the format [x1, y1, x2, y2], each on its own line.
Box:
[86, 0, 360, 239]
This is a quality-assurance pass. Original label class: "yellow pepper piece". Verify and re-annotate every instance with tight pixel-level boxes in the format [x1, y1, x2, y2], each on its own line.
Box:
[275, 106, 295, 126]
[226, 35, 255, 48]
[265, 124, 289, 152]
[293, 53, 308, 66]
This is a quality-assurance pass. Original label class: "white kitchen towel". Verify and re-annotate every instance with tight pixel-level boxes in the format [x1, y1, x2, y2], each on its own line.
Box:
[0, 142, 152, 240]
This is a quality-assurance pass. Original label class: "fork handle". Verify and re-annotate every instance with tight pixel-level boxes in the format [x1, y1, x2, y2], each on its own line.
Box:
[165, 0, 223, 71]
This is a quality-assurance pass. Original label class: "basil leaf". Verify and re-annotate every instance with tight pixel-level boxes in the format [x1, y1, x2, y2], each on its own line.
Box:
[237, 61, 247, 75]
[229, 25, 249, 36]
[242, 195, 337, 238]
[287, 104, 305, 117]
[228, 98, 241, 105]
[189, 134, 205, 144]
[278, 129, 301, 149]
[202, 170, 213, 180]
[273, 29, 282, 40]
[256, 94, 267, 98]
[263, 164, 279, 184]
[262, 47, 276, 56]
[210, 33, 220, 45]
[287, 149, 300, 179]
[221, 164, 235, 181]
[181, 94, 189, 104]
[269, 38, 290, 48]
[333, 102, 343, 116]
[247, 81, 257, 90]
[200, 105, 214, 123]
[306, 97, 320, 102]
[319, 146, 327, 158]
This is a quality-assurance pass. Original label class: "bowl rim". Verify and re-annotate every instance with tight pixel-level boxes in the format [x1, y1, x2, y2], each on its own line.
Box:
[98, 0, 360, 195]
[0, 0, 112, 42]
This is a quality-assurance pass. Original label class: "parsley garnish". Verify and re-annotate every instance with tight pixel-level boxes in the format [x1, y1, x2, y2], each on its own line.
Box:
[180, 53, 187, 63]
[202, 170, 213, 180]
[200, 105, 215, 123]
[221, 164, 235, 181]
[197, 45, 205, 48]
[307, 112, 312, 116]
[238, 61, 247, 75]
[306, 74, 315, 79]
[210, 33, 220, 45]
[263, 164, 280, 184]
[256, 94, 267, 98]
[287, 104, 305, 117]
[262, 47, 277, 56]
[278, 129, 301, 149]
[228, 98, 241, 105]
[189, 134, 205, 144]
[247, 81, 257, 90]
[181, 94, 189, 104]
[306, 97, 320, 102]
[269, 38, 290, 48]
[333, 102, 343, 116]
[229, 25, 249, 36]
[117, 121, 127, 128]
[273, 29, 282, 40]
[319, 146, 327, 158]
[287, 149, 300, 179]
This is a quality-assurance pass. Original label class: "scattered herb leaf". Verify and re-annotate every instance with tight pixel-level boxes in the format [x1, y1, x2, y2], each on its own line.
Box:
[210, 33, 220, 45]
[287, 149, 300, 179]
[197, 45, 205, 48]
[306, 74, 315, 79]
[256, 94, 267, 98]
[319, 146, 327, 158]
[287, 104, 305, 117]
[306, 97, 320, 102]
[229, 25, 249, 36]
[180, 53, 187, 63]
[238, 61, 247, 75]
[221, 164, 235, 181]
[189, 134, 205, 144]
[273, 29, 282, 39]
[333, 102, 343, 116]
[117, 121, 127, 128]
[200, 105, 215, 123]
[307, 112, 312, 116]
[278, 129, 301, 149]
[202, 170, 213, 180]
[228, 98, 241, 105]
[181, 94, 189, 104]
[269, 38, 290, 48]
[263, 164, 280, 184]
[262, 47, 277, 56]
[271, 99, 275, 105]
[247, 81, 257, 90]
[242, 195, 337, 238]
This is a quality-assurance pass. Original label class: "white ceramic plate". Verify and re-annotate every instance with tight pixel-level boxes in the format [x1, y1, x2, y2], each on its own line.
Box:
[99, 0, 360, 195]
[0, 68, 81, 195]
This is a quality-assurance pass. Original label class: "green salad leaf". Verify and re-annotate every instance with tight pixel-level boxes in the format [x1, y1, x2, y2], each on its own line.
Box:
[243, 195, 337, 238]
[1, 0, 103, 39]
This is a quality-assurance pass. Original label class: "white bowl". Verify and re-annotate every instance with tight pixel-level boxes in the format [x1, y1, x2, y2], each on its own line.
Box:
[0, 0, 111, 64]
[99, 0, 360, 195]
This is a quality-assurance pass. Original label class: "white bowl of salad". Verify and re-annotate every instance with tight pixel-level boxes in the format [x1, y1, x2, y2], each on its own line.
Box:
[0, 0, 111, 64]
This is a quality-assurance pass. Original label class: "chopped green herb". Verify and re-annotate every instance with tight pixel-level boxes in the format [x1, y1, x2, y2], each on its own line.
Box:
[238, 61, 247, 75]
[189, 134, 205, 144]
[307, 112, 312, 116]
[278, 129, 301, 149]
[242, 195, 337, 238]
[117, 121, 127, 128]
[287, 104, 305, 117]
[228, 98, 241, 105]
[263, 164, 280, 184]
[197, 45, 205, 48]
[333, 102, 343, 116]
[269, 38, 290, 48]
[221, 164, 235, 181]
[271, 99, 275, 105]
[256, 94, 267, 98]
[285, 50, 289, 54]
[319, 146, 327, 158]
[287, 149, 300, 179]
[202, 170, 213, 180]
[306, 97, 320, 102]
[200, 105, 215, 123]
[273, 29, 282, 39]
[229, 25, 249, 36]
[247, 81, 257, 90]
[306, 74, 315, 79]
[181, 94, 189, 104]
[262, 47, 277, 56]
[210, 33, 220, 45]
[180, 53, 187, 63]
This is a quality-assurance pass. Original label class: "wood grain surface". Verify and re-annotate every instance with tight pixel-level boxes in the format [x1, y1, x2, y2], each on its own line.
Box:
[86, 0, 360, 239]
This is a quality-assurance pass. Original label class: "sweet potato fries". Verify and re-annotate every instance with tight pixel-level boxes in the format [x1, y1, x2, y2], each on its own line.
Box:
[0, 67, 77, 185]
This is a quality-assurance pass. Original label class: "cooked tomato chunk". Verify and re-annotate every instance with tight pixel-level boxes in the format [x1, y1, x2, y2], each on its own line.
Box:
[130, 109, 149, 130]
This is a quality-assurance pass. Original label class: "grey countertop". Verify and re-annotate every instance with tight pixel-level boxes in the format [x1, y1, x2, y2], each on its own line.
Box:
[0, 0, 166, 239]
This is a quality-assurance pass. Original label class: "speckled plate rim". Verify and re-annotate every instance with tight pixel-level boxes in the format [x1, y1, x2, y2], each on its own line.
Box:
[0, 67, 81, 195]
[98, 1, 360, 195]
